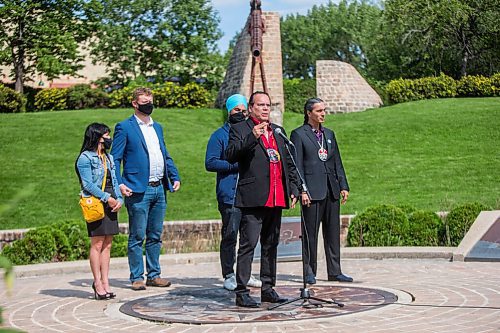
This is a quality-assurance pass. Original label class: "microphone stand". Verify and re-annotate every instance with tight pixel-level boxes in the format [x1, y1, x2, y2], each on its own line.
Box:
[268, 137, 344, 310]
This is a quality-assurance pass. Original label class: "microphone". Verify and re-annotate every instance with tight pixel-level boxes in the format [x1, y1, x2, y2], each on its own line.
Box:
[274, 128, 294, 146]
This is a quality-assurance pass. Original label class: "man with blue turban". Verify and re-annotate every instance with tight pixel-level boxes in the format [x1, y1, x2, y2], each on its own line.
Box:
[205, 94, 262, 291]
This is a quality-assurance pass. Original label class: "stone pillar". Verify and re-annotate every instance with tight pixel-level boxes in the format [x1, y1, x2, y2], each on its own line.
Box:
[216, 12, 285, 125]
[316, 60, 382, 114]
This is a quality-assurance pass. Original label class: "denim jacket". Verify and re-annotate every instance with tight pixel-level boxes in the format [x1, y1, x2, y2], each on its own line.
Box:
[76, 150, 123, 204]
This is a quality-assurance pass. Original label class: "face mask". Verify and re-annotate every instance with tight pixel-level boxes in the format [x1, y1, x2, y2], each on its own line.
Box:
[102, 138, 112, 150]
[228, 112, 246, 124]
[137, 102, 154, 115]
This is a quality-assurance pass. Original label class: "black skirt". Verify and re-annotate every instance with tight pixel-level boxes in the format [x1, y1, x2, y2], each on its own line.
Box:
[87, 174, 120, 237]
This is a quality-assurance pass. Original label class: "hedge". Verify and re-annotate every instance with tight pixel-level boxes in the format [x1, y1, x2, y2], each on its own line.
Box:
[444, 202, 490, 246]
[386, 73, 499, 104]
[109, 82, 211, 109]
[0, 85, 26, 113]
[283, 79, 316, 114]
[386, 73, 457, 104]
[347, 204, 409, 246]
[407, 210, 444, 246]
[456, 75, 497, 97]
[348, 202, 489, 247]
[0, 220, 128, 265]
[34, 88, 68, 111]
[66, 84, 109, 109]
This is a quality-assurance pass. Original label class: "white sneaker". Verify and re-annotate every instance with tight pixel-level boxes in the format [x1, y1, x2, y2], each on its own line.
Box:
[223, 274, 237, 291]
[247, 275, 262, 288]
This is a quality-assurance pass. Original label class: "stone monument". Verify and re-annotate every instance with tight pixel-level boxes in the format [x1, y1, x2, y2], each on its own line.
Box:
[216, 4, 285, 125]
[316, 60, 383, 114]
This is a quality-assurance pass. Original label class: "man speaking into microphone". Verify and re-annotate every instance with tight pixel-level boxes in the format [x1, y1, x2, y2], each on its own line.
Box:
[226, 91, 300, 308]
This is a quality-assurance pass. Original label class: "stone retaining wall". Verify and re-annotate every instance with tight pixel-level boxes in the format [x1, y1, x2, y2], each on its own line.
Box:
[0, 216, 356, 252]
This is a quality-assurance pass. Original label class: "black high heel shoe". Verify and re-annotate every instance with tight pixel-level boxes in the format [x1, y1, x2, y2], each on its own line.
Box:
[107, 292, 116, 299]
[92, 283, 110, 300]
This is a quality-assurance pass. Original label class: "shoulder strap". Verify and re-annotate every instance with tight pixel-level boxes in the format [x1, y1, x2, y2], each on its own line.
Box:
[101, 155, 107, 191]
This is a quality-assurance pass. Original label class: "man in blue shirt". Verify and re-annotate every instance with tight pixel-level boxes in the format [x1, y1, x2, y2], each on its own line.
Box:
[205, 94, 261, 291]
[111, 87, 181, 291]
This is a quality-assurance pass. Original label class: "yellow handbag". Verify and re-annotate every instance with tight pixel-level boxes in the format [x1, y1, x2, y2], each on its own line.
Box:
[79, 156, 108, 223]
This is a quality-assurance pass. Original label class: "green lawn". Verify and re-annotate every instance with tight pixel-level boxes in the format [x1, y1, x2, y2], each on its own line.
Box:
[0, 97, 499, 230]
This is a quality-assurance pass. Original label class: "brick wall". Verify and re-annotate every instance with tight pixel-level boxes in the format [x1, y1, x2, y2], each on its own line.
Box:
[316, 60, 383, 114]
[0, 216, 359, 252]
[216, 12, 285, 125]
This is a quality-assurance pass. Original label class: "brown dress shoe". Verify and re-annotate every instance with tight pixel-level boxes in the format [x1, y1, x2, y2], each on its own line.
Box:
[146, 277, 172, 287]
[131, 280, 146, 291]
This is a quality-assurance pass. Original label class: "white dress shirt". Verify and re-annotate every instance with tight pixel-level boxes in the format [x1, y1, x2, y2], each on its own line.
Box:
[134, 115, 165, 182]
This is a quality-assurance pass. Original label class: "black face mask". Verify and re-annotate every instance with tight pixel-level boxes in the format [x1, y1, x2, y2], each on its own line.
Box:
[137, 102, 154, 115]
[103, 138, 113, 150]
[228, 112, 246, 124]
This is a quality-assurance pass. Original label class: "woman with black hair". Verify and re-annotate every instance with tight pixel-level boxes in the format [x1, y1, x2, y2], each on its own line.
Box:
[76, 123, 123, 300]
[290, 98, 352, 285]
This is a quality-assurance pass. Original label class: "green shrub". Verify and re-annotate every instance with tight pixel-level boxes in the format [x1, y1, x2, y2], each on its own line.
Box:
[490, 73, 500, 96]
[24, 86, 43, 112]
[152, 83, 183, 108]
[407, 210, 444, 246]
[66, 84, 109, 109]
[181, 82, 211, 108]
[38, 226, 72, 261]
[0, 85, 26, 113]
[444, 202, 490, 246]
[108, 86, 134, 108]
[347, 204, 409, 246]
[456, 75, 495, 97]
[397, 204, 418, 215]
[34, 88, 68, 111]
[59, 220, 90, 260]
[110, 233, 128, 258]
[366, 78, 390, 105]
[109, 82, 210, 109]
[386, 78, 422, 103]
[0, 220, 91, 265]
[2, 228, 57, 265]
[386, 73, 456, 104]
[416, 73, 457, 99]
[284, 79, 316, 113]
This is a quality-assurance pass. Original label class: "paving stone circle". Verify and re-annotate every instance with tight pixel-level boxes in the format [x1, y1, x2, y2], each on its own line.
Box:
[120, 285, 398, 324]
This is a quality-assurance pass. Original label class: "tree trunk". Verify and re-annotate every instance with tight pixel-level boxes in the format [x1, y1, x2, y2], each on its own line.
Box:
[460, 51, 468, 78]
[14, 19, 25, 94]
[458, 26, 469, 78]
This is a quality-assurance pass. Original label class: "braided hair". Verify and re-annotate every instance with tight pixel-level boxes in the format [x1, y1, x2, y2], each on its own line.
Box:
[303, 97, 324, 125]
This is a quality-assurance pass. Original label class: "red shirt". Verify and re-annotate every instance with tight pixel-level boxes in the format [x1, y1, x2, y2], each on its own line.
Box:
[250, 116, 286, 207]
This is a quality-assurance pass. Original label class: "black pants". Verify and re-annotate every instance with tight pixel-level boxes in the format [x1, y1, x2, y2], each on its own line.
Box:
[218, 203, 242, 278]
[235, 207, 282, 294]
[302, 192, 342, 278]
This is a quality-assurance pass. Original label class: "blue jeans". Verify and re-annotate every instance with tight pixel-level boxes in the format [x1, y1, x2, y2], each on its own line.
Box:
[125, 184, 166, 282]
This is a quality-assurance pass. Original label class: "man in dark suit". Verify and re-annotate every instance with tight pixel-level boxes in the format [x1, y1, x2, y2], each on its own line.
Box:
[290, 97, 353, 285]
[226, 91, 300, 308]
[111, 87, 181, 291]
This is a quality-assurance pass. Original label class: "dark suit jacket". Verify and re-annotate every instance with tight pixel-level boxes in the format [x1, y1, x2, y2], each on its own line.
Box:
[225, 118, 300, 208]
[111, 115, 180, 194]
[290, 124, 349, 201]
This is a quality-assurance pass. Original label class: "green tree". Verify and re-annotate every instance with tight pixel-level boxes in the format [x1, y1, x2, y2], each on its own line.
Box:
[0, 0, 98, 93]
[90, 0, 223, 86]
[382, 0, 500, 79]
[280, 0, 383, 79]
